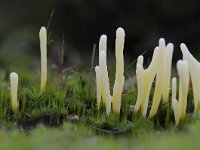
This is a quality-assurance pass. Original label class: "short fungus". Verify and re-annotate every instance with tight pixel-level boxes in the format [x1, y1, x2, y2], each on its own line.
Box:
[171, 77, 178, 125]
[95, 66, 102, 109]
[10, 72, 19, 113]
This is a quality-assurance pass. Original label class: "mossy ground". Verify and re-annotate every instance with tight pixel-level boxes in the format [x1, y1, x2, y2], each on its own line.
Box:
[0, 51, 199, 150]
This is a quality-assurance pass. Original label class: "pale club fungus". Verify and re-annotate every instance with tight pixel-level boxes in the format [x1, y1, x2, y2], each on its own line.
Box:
[180, 43, 200, 113]
[95, 27, 125, 115]
[10, 72, 19, 113]
[171, 60, 189, 125]
[134, 38, 173, 118]
[39, 26, 47, 92]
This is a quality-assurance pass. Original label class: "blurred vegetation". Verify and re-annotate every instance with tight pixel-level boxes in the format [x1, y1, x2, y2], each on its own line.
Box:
[0, 114, 200, 150]
[1, 0, 200, 67]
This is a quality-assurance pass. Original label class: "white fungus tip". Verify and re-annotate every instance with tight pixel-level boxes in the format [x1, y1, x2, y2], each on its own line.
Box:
[99, 35, 107, 52]
[159, 38, 165, 47]
[180, 43, 189, 53]
[155, 46, 159, 51]
[100, 34, 107, 41]
[167, 43, 174, 49]
[153, 47, 160, 56]
[116, 27, 125, 38]
[137, 55, 144, 65]
[40, 26, 46, 31]
[150, 47, 160, 63]
[180, 43, 187, 49]
[10, 72, 18, 80]
[39, 27, 47, 38]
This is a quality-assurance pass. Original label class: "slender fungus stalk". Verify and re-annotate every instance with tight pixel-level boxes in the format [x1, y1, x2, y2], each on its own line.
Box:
[39, 26, 47, 92]
[149, 38, 165, 118]
[177, 60, 189, 122]
[10, 72, 18, 113]
[134, 56, 144, 112]
[95, 66, 102, 109]
[163, 43, 174, 102]
[99, 51, 111, 114]
[99, 35, 107, 103]
[171, 77, 179, 125]
[112, 27, 125, 114]
[172, 78, 177, 102]
[149, 39, 174, 118]
[172, 61, 189, 125]
[180, 43, 200, 113]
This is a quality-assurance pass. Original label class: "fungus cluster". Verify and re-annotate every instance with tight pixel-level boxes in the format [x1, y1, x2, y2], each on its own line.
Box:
[5, 25, 200, 126]
[134, 38, 174, 118]
[95, 27, 125, 114]
[94, 28, 200, 126]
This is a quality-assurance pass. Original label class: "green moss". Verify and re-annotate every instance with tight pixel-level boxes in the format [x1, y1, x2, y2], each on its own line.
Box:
[0, 51, 199, 149]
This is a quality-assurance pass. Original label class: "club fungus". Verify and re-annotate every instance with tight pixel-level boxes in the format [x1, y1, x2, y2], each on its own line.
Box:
[134, 38, 173, 118]
[172, 60, 189, 125]
[149, 40, 174, 118]
[10, 72, 19, 113]
[95, 66, 102, 109]
[180, 43, 200, 113]
[39, 26, 47, 92]
[95, 27, 125, 115]
[149, 39, 166, 118]
[99, 35, 108, 103]
[112, 27, 125, 114]
[162, 43, 174, 102]
[171, 77, 178, 125]
[134, 56, 144, 113]
[134, 47, 159, 117]
[99, 51, 111, 114]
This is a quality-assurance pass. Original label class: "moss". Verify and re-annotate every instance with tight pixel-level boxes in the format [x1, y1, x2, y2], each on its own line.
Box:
[0, 51, 199, 149]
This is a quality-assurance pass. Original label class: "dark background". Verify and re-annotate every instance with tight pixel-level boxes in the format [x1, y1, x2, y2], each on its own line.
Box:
[0, 0, 200, 67]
